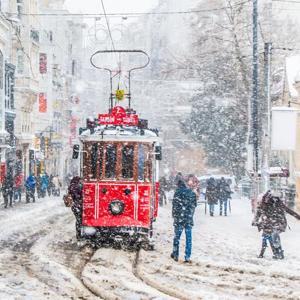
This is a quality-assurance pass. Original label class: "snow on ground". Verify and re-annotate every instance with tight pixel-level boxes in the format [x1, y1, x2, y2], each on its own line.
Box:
[84, 195, 300, 300]
[1, 194, 300, 299]
[0, 195, 96, 300]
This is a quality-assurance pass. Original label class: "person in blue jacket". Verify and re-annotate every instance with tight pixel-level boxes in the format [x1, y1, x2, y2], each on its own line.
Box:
[171, 177, 197, 263]
[40, 173, 49, 198]
[25, 174, 36, 203]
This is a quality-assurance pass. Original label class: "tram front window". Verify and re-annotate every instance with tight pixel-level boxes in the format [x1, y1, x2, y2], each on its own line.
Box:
[122, 145, 134, 179]
[138, 144, 145, 181]
[105, 144, 117, 178]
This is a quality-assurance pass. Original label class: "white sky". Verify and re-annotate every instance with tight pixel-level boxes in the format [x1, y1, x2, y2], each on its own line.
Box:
[64, 0, 159, 13]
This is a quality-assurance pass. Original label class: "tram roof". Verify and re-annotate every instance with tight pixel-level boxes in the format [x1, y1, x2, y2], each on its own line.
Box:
[79, 125, 160, 143]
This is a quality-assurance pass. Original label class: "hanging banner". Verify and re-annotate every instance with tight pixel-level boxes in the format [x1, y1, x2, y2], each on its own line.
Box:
[271, 107, 299, 151]
[39, 53, 47, 74]
[39, 93, 47, 113]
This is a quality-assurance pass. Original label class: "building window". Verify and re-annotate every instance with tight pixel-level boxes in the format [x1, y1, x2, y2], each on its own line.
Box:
[72, 59, 76, 76]
[17, 49, 24, 74]
[17, 0, 22, 18]
[5, 63, 15, 110]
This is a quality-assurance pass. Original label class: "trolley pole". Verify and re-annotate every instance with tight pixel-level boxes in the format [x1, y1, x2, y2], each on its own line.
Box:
[251, 0, 259, 198]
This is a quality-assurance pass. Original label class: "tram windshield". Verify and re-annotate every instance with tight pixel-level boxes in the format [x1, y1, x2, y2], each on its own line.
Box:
[82, 141, 152, 182]
[105, 144, 117, 178]
[122, 145, 134, 179]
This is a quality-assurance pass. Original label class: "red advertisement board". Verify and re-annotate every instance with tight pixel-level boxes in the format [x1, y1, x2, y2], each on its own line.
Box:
[98, 106, 139, 126]
[39, 93, 47, 113]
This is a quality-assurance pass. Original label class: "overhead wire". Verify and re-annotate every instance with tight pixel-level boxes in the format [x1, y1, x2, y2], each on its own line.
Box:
[10, 0, 251, 18]
[99, 0, 122, 94]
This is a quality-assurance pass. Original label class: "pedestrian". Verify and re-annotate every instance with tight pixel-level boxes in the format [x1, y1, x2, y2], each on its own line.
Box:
[52, 175, 61, 196]
[14, 173, 23, 202]
[218, 177, 232, 216]
[40, 173, 49, 198]
[252, 191, 300, 259]
[47, 173, 53, 197]
[25, 174, 36, 203]
[68, 176, 83, 240]
[36, 175, 42, 198]
[205, 177, 218, 216]
[159, 176, 168, 206]
[186, 174, 200, 199]
[171, 178, 197, 263]
[2, 175, 14, 208]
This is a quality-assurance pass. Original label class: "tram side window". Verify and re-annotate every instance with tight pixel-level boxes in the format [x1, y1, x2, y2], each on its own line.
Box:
[122, 145, 134, 179]
[83, 143, 90, 178]
[145, 145, 152, 182]
[105, 144, 117, 178]
[138, 144, 145, 181]
[91, 143, 97, 179]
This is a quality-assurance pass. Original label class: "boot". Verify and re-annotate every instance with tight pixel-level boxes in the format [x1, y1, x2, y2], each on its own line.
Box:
[170, 253, 178, 262]
[258, 247, 266, 258]
[273, 247, 284, 260]
[270, 243, 281, 259]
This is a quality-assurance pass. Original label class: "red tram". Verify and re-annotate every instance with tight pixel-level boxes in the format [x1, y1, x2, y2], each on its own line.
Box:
[72, 50, 161, 248]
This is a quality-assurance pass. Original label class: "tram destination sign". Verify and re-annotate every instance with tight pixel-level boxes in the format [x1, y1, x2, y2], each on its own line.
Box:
[98, 106, 139, 126]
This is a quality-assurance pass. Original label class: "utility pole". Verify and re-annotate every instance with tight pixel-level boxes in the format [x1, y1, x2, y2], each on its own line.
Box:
[262, 42, 272, 191]
[252, 0, 259, 174]
[262, 43, 272, 191]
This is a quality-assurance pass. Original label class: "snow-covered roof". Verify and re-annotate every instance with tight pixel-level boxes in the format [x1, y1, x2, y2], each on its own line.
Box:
[79, 125, 160, 143]
[286, 55, 300, 98]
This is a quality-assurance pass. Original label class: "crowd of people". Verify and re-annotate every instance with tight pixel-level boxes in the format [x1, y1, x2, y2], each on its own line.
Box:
[159, 174, 232, 217]
[1, 172, 62, 208]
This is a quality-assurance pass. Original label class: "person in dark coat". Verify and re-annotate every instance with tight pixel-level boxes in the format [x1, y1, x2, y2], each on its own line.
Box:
[47, 173, 53, 196]
[36, 175, 42, 198]
[171, 179, 197, 263]
[205, 177, 218, 216]
[2, 175, 14, 208]
[159, 176, 168, 206]
[218, 177, 232, 216]
[25, 174, 36, 203]
[68, 176, 83, 240]
[252, 191, 300, 259]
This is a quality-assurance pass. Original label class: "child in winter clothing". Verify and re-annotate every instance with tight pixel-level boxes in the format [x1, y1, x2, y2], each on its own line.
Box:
[252, 191, 300, 259]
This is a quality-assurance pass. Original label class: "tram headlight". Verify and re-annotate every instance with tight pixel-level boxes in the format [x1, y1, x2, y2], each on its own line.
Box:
[109, 200, 125, 215]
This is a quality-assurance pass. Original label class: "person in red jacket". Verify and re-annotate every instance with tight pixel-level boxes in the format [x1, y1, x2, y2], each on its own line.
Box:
[14, 174, 23, 202]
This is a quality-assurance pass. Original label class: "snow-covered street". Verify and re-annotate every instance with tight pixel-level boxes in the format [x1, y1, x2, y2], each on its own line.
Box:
[2, 194, 299, 299]
[0, 196, 96, 300]
[83, 194, 300, 299]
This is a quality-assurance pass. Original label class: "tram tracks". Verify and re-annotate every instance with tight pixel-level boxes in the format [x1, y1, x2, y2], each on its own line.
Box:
[80, 247, 185, 300]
